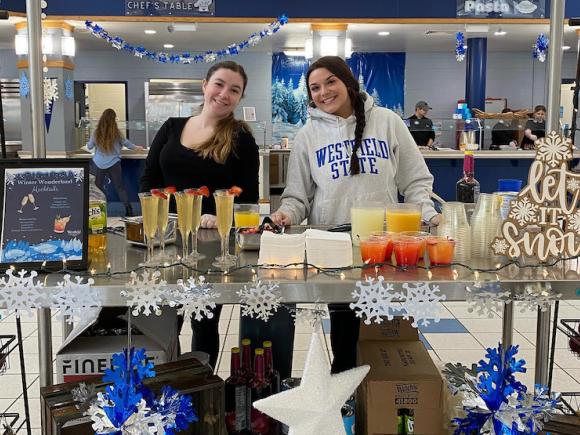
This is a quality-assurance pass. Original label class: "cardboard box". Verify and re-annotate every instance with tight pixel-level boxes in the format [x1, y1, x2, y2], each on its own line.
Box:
[356, 318, 444, 435]
[56, 307, 178, 383]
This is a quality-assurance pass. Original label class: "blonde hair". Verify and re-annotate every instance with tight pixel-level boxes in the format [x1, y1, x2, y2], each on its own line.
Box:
[94, 108, 122, 154]
[195, 61, 250, 164]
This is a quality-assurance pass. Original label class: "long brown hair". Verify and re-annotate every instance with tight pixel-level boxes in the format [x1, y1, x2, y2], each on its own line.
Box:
[196, 61, 250, 164]
[306, 56, 366, 175]
[94, 108, 122, 154]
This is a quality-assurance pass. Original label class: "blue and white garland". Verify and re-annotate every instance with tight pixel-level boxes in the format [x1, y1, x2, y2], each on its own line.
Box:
[533, 34, 549, 63]
[444, 344, 559, 434]
[85, 15, 288, 65]
[456, 32, 466, 62]
[87, 348, 198, 434]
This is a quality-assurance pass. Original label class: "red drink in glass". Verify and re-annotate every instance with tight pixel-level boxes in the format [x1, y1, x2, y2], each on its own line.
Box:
[393, 235, 422, 267]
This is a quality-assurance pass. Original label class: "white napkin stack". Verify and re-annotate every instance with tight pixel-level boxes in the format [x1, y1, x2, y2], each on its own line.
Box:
[304, 229, 353, 268]
[258, 232, 306, 267]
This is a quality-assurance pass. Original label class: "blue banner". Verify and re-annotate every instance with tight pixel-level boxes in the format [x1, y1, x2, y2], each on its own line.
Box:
[124, 0, 215, 17]
[457, 0, 546, 18]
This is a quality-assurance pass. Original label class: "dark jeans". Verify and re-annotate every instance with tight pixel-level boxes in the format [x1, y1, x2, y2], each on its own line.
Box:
[329, 303, 360, 374]
[188, 305, 223, 369]
[91, 161, 130, 208]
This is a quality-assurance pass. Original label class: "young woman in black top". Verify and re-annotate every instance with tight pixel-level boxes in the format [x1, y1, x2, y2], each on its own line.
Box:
[140, 61, 259, 369]
[521, 105, 546, 150]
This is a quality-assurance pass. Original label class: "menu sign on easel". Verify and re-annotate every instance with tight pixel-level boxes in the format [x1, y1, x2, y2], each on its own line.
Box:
[491, 132, 578, 262]
[0, 160, 89, 270]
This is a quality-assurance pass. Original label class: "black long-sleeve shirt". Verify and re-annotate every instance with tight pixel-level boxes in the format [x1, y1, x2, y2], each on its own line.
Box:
[140, 117, 259, 215]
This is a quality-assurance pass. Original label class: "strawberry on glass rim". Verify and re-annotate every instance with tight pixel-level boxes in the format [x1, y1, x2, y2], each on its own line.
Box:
[228, 186, 243, 196]
[164, 186, 177, 195]
[185, 186, 210, 197]
[150, 188, 168, 199]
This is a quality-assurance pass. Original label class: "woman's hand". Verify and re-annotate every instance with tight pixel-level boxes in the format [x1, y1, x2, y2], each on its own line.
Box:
[429, 214, 442, 226]
[270, 210, 291, 226]
[200, 214, 217, 229]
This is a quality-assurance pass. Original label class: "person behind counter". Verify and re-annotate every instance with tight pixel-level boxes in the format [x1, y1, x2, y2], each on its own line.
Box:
[406, 101, 435, 148]
[271, 56, 439, 373]
[490, 108, 518, 150]
[521, 105, 546, 150]
[140, 61, 259, 369]
[87, 108, 143, 217]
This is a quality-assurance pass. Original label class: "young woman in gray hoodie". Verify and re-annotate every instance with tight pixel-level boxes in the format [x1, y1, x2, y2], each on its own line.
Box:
[271, 56, 440, 373]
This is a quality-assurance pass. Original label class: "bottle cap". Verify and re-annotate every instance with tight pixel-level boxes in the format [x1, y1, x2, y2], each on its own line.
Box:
[232, 347, 240, 353]
[241, 338, 251, 345]
[263, 340, 272, 348]
[464, 150, 474, 156]
[255, 348, 264, 355]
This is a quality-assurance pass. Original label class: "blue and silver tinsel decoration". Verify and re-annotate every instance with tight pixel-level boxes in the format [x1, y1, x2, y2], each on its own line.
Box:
[443, 344, 559, 435]
[64, 77, 74, 101]
[87, 348, 198, 435]
[455, 32, 466, 62]
[19, 72, 30, 98]
[533, 34, 549, 63]
[85, 15, 288, 65]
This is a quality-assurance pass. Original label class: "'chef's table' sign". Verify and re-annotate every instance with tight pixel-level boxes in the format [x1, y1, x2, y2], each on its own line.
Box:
[125, 0, 215, 17]
[457, 1, 545, 18]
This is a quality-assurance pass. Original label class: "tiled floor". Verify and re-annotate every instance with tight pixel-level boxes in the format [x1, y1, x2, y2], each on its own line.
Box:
[1, 301, 580, 433]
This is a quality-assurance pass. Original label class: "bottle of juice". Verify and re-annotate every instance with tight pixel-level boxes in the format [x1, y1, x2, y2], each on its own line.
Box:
[88, 175, 107, 253]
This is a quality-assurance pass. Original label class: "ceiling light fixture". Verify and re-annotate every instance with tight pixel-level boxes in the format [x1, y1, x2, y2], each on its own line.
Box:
[144, 29, 156, 34]
[163, 44, 174, 49]
[283, 49, 307, 57]
[563, 46, 571, 50]
[378, 31, 390, 36]
[494, 28, 507, 36]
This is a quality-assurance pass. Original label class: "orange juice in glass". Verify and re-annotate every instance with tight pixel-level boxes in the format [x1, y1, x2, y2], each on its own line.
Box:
[351, 201, 385, 246]
[386, 203, 422, 233]
[234, 204, 260, 228]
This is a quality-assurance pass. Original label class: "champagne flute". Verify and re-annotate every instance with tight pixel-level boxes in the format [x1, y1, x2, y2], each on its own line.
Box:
[18, 195, 28, 213]
[152, 189, 171, 264]
[138, 192, 159, 265]
[212, 189, 236, 269]
[185, 189, 206, 261]
[28, 193, 39, 210]
[174, 191, 192, 261]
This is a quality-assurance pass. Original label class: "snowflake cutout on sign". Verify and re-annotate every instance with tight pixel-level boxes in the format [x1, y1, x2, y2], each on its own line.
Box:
[291, 301, 329, 329]
[465, 282, 511, 318]
[349, 276, 400, 325]
[4, 172, 16, 187]
[566, 177, 580, 192]
[237, 281, 282, 322]
[491, 238, 509, 256]
[169, 276, 220, 321]
[0, 269, 45, 317]
[508, 196, 539, 226]
[19, 72, 30, 98]
[121, 270, 168, 316]
[51, 274, 99, 324]
[73, 169, 84, 183]
[400, 282, 446, 327]
[64, 77, 74, 101]
[567, 210, 580, 234]
[535, 131, 572, 168]
[43, 78, 59, 113]
[515, 283, 561, 313]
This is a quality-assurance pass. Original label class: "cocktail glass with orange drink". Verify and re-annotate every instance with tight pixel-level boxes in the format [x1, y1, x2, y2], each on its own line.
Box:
[386, 203, 422, 233]
[392, 234, 423, 268]
[370, 231, 395, 264]
[138, 192, 159, 265]
[399, 230, 430, 259]
[426, 236, 456, 266]
[359, 236, 388, 264]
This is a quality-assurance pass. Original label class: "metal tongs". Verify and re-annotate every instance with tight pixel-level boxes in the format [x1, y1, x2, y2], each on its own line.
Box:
[259, 216, 285, 234]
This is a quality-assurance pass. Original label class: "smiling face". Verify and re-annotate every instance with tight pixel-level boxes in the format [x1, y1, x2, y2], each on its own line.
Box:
[308, 67, 353, 118]
[202, 67, 245, 119]
[534, 109, 546, 122]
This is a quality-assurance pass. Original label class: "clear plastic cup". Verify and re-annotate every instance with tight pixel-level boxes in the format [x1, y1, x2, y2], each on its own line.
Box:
[426, 236, 456, 266]
[234, 203, 260, 228]
[399, 231, 430, 259]
[392, 235, 423, 268]
[351, 201, 385, 246]
[386, 203, 422, 233]
[359, 236, 388, 264]
[370, 231, 396, 264]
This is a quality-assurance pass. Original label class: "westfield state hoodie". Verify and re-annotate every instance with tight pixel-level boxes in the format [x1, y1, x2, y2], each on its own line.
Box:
[278, 93, 438, 225]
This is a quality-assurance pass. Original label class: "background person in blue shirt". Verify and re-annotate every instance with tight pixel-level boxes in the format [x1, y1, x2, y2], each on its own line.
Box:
[87, 108, 143, 216]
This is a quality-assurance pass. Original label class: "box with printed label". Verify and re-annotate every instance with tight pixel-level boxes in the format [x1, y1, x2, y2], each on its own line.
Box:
[356, 318, 444, 435]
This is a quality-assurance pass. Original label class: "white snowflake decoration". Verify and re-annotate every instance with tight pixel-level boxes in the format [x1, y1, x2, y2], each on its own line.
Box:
[492, 238, 510, 256]
[349, 276, 400, 325]
[400, 282, 446, 327]
[89, 396, 162, 434]
[291, 302, 328, 329]
[515, 283, 561, 313]
[567, 210, 580, 234]
[237, 281, 282, 322]
[73, 169, 84, 183]
[535, 132, 572, 168]
[465, 282, 511, 318]
[121, 271, 168, 316]
[566, 177, 580, 192]
[43, 78, 59, 113]
[4, 172, 16, 187]
[169, 276, 220, 321]
[0, 269, 45, 317]
[51, 274, 99, 324]
[509, 196, 539, 226]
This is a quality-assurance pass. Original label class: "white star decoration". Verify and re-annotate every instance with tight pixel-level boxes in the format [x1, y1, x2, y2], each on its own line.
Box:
[253, 333, 369, 435]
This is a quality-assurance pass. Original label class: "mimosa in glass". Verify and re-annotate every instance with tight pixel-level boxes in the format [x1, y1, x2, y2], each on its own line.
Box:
[184, 187, 209, 262]
[351, 202, 385, 246]
[174, 191, 192, 261]
[151, 188, 173, 264]
[386, 203, 422, 233]
[213, 189, 236, 268]
[138, 192, 159, 265]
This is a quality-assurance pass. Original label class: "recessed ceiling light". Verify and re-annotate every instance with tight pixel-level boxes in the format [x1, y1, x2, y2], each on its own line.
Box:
[163, 44, 174, 49]
[563, 45, 571, 50]
[378, 31, 390, 36]
[494, 30, 507, 36]
[144, 29, 156, 35]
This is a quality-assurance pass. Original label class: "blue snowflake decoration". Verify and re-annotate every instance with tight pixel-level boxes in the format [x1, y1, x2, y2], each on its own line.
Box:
[85, 14, 288, 65]
[447, 344, 559, 435]
[533, 34, 549, 63]
[455, 32, 466, 62]
[89, 348, 198, 434]
[64, 77, 74, 101]
[19, 72, 30, 98]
